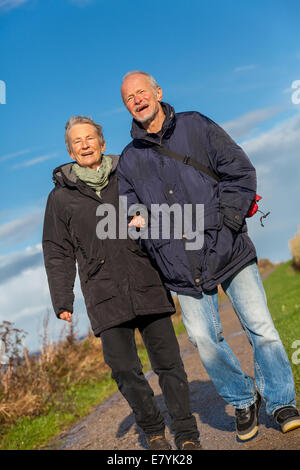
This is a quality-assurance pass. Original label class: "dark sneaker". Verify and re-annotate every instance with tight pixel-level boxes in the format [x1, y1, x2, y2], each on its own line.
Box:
[179, 440, 202, 450]
[235, 392, 262, 441]
[146, 434, 172, 450]
[274, 406, 300, 433]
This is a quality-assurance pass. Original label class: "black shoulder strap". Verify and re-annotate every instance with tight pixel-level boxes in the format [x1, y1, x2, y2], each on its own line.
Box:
[151, 144, 221, 183]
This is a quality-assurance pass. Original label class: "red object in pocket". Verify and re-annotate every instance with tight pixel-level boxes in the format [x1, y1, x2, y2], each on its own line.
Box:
[247, 194, 262, 218]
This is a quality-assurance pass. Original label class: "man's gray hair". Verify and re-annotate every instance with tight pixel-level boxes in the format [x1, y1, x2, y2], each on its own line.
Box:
[121, 71, 159, 100]
[65, 116, 104, 154]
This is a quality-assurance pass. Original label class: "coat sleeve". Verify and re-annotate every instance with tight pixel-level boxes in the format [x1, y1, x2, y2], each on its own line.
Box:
[42, 190, 76, 318]
[205, 118, 257, 232]
[117, 151, 141, 210]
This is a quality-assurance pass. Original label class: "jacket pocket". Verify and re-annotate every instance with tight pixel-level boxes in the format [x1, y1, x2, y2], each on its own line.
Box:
[85, 257, 106, 282]
[127, 245, 148, 258]
[198, 205, 226, 279]
[148, 238, 191, 284]
[150, 238, 174, 268]
[127, 245, 164, 289]
[85, 257, 116, 305]
[204, 205, 223, 231]
[205, 221, 238, 280]
[197, 205, 223, 259]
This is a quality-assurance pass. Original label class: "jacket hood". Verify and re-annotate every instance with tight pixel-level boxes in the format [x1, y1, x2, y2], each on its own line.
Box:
[52, 155, 119, 187]
[130, 102, 176, 144]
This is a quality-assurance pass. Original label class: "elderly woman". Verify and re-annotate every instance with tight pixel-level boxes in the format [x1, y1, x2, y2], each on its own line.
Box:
[42, 116, 200, 450]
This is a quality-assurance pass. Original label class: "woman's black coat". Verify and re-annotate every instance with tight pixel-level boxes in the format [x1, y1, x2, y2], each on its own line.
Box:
[42, 156, 175, 336]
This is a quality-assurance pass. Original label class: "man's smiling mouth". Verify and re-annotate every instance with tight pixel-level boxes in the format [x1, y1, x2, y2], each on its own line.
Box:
[136, 104, 149, 113]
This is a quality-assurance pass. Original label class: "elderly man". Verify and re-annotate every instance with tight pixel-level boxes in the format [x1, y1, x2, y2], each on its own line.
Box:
[117, 71, 300, 441]
[42, 116, 201, 450]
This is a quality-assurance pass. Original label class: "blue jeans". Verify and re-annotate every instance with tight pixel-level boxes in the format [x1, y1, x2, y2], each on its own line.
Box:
[171, 260, 296, 415]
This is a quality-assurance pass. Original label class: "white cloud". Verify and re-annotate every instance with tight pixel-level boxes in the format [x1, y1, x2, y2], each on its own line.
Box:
[0, 0, 29, 11]
[0, 148, 32, 162]
[0, 243, 43, 283]
[0, 264, 55, 351]
[234, 65, 257, 72]
[0, 248, 88, 352]
[0, 211, 44, 249]
[98, 107, 126, 117]
[221, 105, 287, 139]
[282, 81, 298, 95]
[255, 164, 271, 177]
[12, 152, 59, 169]
[0, 267, 49, 319]
[240, 112, 300, 263]
[241, 112, 300, 158]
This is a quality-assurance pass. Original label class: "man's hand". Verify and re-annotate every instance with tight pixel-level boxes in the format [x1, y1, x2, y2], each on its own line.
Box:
[59, 311, 72, 322]
[128, 215, 146, 228]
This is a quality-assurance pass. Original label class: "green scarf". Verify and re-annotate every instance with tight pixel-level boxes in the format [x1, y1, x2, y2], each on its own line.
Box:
[72, 155, 113, 197]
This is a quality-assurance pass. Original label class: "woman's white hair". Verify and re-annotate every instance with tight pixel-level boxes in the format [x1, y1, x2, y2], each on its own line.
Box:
[65, 116, 104, 154]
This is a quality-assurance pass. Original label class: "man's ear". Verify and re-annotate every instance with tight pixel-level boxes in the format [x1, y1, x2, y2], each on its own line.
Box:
[101, 141, 106, 153]
[69, 152, 75, 161]
[156, 86, 163, 102]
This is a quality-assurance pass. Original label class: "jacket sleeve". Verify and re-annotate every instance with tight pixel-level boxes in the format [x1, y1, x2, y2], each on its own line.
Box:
[42, 190, 76, 318]
[117, 151, 141, 210]
[206, 118, 257, 232]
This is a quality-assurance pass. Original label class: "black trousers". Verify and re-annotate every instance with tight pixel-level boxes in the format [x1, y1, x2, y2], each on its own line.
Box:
[101, 313, 199, 449]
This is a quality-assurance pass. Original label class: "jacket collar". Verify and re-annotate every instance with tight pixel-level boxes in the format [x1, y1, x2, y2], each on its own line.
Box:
[130, 102, 176, 145]
[52, 155, 119, 187]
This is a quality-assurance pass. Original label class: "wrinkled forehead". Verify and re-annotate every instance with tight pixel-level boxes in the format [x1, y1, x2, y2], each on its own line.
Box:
[69, 123, 98, 139]
[122, 74, 154, 96]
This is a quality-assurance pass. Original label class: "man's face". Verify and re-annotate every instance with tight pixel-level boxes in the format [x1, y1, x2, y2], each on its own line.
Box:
[68, 123, 106, 170]
[121, 74, 163, 124]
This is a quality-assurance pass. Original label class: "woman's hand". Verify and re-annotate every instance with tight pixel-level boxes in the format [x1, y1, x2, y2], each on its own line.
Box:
[59, 311, 72, 322]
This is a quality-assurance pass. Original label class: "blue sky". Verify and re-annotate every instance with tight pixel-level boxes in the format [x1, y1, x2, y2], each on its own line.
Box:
[0, 0, 300, 351]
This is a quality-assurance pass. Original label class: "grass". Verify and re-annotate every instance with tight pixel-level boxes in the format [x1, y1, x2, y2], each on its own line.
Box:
[263, 261, 300, 402]
[0, 377, 118, 450]
[0, 261, 299, 449]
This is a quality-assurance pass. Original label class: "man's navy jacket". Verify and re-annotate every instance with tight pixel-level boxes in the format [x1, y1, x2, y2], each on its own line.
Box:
[117, 102, 257, 295]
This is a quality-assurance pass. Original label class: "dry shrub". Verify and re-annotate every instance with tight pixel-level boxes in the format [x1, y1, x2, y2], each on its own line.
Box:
[0, 297, 185, 427]
[289, 227, 300, 270]
[0, 318, 110, 427]
[257, 258, 274, 272]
